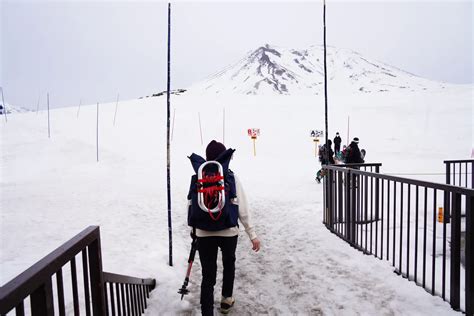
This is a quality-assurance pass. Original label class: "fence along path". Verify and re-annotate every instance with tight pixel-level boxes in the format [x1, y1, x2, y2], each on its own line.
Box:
[322, 163, 473, 315]
[0, 226, 155, 315]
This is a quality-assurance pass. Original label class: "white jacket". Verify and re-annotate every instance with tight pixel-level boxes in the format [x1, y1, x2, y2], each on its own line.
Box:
[192, 175, 257, 241]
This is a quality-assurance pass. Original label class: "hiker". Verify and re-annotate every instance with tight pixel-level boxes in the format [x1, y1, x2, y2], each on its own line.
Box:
[345, 137, 364, 164]
[187, 140, 260, 316]
[316, 139, 335, 183]
[333, 132, 342, 154]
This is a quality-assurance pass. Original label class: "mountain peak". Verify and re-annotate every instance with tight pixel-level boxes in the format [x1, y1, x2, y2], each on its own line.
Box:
[191, 44, 443, 95]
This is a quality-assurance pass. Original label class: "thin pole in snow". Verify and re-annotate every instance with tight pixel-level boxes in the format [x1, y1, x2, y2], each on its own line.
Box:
[198, 112, 203, 145]
[323, 0, 329, 151]
[47, 93, 50, 137]
[223, 107, 225, 144]
[36, 94, 40, 115]
[77, 99, 82, 118]
[113, 93, 119, 126]
[171, 108, 176, 141]
[1, 87, 8, 123]
[347, 115, 350, 146]
[96, 102, 99, 162]
[166, 2, 173, 267]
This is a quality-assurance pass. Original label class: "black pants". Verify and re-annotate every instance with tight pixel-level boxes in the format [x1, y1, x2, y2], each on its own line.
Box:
[335, 144, 340, 153]
[197, 236, 238, 316]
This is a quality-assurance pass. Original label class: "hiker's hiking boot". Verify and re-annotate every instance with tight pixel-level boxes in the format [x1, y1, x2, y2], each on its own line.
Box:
[220, 297, 235, 314]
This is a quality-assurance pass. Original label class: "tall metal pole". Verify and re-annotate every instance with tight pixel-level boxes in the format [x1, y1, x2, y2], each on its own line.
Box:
[323, 0, 329, 149]
[1, 87, 8, 123]
[166, 2, 173, 267]
[47, 92, 50, 137]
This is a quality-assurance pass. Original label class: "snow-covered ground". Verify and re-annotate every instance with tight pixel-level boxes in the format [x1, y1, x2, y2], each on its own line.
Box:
[0, 85, 472, 315]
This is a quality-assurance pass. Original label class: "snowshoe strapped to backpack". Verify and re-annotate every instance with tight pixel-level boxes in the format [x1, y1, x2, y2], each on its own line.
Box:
[187, 148, 239, 231]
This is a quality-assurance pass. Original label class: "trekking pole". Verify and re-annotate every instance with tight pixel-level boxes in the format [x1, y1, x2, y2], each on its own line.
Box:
[178, 231, 198, 300]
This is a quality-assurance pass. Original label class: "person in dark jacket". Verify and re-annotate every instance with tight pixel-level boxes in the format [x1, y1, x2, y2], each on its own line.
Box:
[316, 140, 335, 182]
[345, 137, 364, 164]
[333, 132, 342, 154]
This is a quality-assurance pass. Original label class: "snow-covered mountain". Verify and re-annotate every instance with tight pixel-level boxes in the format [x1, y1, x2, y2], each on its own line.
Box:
[190, 44, 448, 95]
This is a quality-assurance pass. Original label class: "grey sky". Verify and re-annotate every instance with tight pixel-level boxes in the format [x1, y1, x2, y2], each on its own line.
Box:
[1, 0, 472, 109]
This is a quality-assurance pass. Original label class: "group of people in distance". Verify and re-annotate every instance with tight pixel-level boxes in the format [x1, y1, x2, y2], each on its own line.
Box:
[316, 133, 366, 183]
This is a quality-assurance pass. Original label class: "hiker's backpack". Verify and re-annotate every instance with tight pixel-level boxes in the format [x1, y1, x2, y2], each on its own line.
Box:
[319, 145, 328, 163]
[187, 148, 239, 231]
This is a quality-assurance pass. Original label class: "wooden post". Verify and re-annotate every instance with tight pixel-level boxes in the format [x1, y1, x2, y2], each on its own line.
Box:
[252, 137, 256, 156]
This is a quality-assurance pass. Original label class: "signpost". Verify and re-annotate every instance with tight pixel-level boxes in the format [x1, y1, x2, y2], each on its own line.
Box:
[310, 130, 324, 157]
[247, 128, 260, 156]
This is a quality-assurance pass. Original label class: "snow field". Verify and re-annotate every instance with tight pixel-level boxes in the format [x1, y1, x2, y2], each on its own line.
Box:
[1, 87, 472, 314]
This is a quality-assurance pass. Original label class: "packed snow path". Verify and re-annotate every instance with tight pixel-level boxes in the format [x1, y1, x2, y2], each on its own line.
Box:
[149, 185, 460, 315]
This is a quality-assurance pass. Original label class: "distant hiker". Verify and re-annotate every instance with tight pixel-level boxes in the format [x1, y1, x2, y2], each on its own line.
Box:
[187, 140, 260, 316]
[344, 137, 364, 164]
[333, 132, 342, 154]
[360, 149, 366, 162]
[316, 139, 335, 183]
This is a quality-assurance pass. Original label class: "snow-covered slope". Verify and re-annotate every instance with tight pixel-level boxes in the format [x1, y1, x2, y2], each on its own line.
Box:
[1, 84, 472, 314]
[190, 44, 450, 95]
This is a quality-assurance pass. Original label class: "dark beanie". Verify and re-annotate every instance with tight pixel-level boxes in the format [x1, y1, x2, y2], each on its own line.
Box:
[206, 140, 226, 161]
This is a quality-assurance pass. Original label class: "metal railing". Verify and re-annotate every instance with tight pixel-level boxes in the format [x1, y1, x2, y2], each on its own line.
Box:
[445, 159, 473, 189]
[0, 226, 156, 315]
[322, 165, 474, 315]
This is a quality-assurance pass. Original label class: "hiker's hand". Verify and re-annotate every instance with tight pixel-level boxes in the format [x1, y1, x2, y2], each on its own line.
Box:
[251, 238, 260, 252]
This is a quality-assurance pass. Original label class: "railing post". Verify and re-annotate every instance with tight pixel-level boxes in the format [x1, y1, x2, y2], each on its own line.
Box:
[450, 193, 461, 311]
[466, 196, 474, 316]
[88, 230, 106, 316]
[345, 171, 351, 241]
[328, 169, 334, 228]
[30, 278, 54, 316]
[375, 165, 380, 221]
[350, 171, 357, 245]
[338, 170, 343, 233]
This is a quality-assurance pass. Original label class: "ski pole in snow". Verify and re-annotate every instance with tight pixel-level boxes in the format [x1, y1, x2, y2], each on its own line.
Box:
[178, 230, 198, 299]
[113, 93, 119, 126]
[166, 2, 173, 267]
[1, 87, 7, 123]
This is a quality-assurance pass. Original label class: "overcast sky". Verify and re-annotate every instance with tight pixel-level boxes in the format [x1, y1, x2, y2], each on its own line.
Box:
[1, 0, 472, 109]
